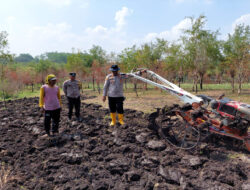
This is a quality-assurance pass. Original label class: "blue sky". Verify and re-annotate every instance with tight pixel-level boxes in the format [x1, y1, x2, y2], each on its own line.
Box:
[1, 0, 249, 56]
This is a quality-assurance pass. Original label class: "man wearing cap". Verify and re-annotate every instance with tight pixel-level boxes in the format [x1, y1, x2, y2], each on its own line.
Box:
[102, 65, 129, 126]
[39, 74, 62, 137]
[63, 73, 82, 121]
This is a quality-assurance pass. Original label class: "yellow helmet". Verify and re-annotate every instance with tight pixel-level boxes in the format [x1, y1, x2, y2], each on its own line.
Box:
[45, 74, 57, 84]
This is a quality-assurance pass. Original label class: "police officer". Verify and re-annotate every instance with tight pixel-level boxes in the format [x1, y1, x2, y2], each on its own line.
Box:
[63, 72, 82, 121]
[102, 65, 127, 126]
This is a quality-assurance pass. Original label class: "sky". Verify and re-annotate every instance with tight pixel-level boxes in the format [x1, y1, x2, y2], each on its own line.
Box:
[0, 0, 250, 56]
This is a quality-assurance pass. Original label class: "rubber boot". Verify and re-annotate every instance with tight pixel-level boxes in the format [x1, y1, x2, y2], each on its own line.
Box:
[118, 114, 125, 125]
[110, 113, 116, 126]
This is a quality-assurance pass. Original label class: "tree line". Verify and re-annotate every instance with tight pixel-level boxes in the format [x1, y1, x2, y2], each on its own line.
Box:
[0, 15, 249, 100]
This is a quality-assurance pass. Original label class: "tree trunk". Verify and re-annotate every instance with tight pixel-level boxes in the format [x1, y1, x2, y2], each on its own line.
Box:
[237, 62, 244, 95]
[125, 79, 127, 90]
[238, 82, 241, 94]
[192, 77, 198, 92]
[238, 75, 242, 95]
[231, 76, 235, 93]
[97, 83, 101, 95]
[193, 74, 198, 93]
[200, 75, 203, 90]
[1, 64, 6, 108]
[92, 76, 95, 91]
[2, 89, 7, 108]
[31, 83, 34, 92]
[178, 76, 183, 87]
[133, 81, 138, 97]
[195, 81, 198, 93]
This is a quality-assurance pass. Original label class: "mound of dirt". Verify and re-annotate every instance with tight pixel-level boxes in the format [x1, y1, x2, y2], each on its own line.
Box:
[0, 97, 249, 190]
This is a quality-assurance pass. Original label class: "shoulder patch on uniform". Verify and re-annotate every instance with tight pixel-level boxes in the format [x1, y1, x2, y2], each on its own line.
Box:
[105, 74, 112, 81]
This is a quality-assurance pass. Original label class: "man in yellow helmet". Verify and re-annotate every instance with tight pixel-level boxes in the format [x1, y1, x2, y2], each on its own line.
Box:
[39, 74, 62, 137]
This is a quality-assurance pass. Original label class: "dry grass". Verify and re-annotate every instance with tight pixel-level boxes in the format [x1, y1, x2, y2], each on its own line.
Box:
[83, 88, 250, 113]
[84, 89, 182, 113]
[0, 163, 13, 189]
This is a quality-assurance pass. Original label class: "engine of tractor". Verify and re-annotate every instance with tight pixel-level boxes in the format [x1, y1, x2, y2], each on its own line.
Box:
[226, 116, 249, 136]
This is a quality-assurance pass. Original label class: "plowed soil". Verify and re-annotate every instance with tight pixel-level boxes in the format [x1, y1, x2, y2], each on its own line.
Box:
[0, 97, 249, 190]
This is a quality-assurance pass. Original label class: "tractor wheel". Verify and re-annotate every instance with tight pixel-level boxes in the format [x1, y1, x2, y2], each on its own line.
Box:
[159, 114, 200, 149]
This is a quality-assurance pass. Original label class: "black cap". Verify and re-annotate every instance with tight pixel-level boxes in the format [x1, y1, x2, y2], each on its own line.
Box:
[110, 65, 120, 72]
[69, 72, 76, 77]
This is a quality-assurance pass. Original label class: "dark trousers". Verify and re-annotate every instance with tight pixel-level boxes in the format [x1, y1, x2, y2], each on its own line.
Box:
[67, 96, 81, 119]
[44, 108, 61, 134]
[108, 97, 124, 114]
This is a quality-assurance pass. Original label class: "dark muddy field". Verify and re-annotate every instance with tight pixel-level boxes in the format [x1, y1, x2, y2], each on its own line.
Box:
[0, 97, 249, 190]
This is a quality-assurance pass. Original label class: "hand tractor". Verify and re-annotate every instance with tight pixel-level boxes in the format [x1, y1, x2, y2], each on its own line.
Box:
[128, 69, 250, 151]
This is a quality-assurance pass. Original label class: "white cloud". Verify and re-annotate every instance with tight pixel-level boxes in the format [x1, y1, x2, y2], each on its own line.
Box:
[232, 14, 250, 30]
[10, 9, 193, 56]
[85, 25, 108, 34]
[27, 23, 73, 41]
[142, 18, 192, 43]
[85, 6, 133, 37]
[6, 16, 16, 24]
[8, 7, 133, 56]
[115, 6, 133, 31]
[12, 22, 77, 55]
[81, 6, 133, 51]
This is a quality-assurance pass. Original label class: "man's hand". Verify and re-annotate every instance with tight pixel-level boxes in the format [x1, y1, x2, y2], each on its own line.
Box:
[138, 69, 147, 75]
[102, 96, 106, 102]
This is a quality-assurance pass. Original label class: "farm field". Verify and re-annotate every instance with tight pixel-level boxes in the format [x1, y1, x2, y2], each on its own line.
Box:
[0, 95, 249, 190]
[0, 1, 250, 189]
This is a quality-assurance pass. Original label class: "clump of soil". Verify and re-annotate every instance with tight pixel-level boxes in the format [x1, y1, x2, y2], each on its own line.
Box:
[0, 97, 249, 190]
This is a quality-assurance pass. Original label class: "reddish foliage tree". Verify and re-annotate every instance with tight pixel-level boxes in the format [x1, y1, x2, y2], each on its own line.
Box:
[91, 60, 106, 94]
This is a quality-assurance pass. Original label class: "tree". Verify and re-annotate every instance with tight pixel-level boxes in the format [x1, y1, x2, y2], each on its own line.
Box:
[119, 45, 138, 72]
[80, 52, 94, 68]
[91, 60, 106, 93]
[223, 24, 250, 94]
[165, 43, 185, 86]
[66, 52, 88, 86]
[119, 45, 141, 95]
[44, 52, 71, 63]
[89, 45, 107, 65]
[15, 53, 34, 63]
[35, 60, 51, 83]
[136, 39, 168, 69]
[25, 66, 38, 92]
[0, 31, 13, 106]
[88, 46, 108, 91]
[182, 15, 221, 92]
